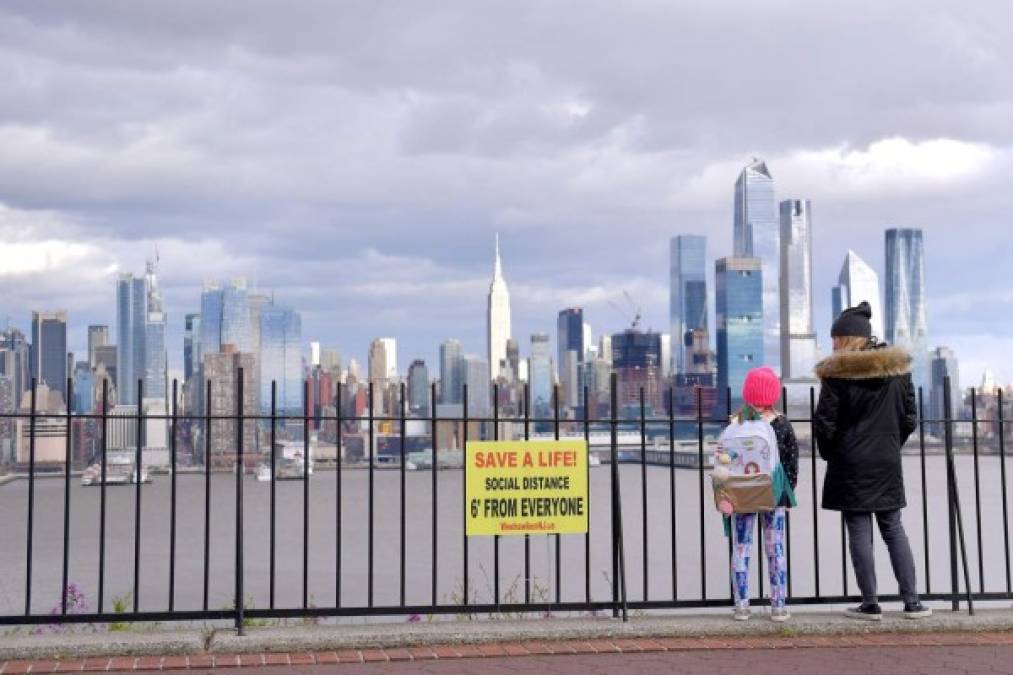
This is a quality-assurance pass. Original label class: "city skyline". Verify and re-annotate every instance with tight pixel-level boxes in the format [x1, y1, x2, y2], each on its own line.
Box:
[1, 3, 1011, 387]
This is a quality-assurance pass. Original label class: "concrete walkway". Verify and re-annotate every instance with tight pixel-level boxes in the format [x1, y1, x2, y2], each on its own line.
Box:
[2, 607, 1012, 663]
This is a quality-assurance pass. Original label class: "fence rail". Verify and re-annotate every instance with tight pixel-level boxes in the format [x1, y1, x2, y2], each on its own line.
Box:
[0, 373, 1002, 628]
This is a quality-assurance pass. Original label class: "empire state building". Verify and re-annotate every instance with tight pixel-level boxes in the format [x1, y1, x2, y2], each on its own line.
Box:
[487, 234, 512, 380]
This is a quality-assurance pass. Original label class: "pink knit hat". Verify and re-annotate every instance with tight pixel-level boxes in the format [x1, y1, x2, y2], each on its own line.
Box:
[742, 367, 781, 408]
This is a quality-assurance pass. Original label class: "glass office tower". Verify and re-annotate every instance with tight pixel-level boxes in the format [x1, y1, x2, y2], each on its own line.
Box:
[885, 228, 929, 390]
[716, 257, 763, 408]
[669, 235, 708, 375]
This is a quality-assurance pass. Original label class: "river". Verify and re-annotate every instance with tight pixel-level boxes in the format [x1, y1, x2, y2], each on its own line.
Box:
[0, 455, 1007, 617]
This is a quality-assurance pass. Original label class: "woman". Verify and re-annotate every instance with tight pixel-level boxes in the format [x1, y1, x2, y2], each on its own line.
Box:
[813, 302, 931, 620]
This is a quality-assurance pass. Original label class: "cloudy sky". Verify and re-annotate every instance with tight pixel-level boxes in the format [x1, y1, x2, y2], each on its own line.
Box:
[1, 1, 1011, 386]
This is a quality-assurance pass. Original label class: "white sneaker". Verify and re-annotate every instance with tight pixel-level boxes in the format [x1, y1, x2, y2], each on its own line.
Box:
[733, 606, 750, 621]
[770, 607, 791, 623]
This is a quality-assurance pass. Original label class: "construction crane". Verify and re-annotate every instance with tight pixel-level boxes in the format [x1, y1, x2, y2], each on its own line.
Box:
[607, 290, 642, 331]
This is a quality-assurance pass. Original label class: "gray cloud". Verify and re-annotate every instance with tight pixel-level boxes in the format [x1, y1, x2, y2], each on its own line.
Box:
[0, 1, 1012, 384]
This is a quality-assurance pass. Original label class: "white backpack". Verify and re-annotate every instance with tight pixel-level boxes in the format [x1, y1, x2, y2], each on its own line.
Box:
[712, 417, 780, 513]
[716, 418, 779, 477]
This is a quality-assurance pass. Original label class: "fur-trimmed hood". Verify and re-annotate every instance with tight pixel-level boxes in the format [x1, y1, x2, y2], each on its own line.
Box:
[814, 346, 912, 380]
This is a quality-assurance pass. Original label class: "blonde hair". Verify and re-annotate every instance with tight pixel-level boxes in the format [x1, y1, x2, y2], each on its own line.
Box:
[833, 335, 871, 352]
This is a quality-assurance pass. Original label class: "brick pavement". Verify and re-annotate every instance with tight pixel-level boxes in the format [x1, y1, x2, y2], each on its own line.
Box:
[2, 632, 1013, 672]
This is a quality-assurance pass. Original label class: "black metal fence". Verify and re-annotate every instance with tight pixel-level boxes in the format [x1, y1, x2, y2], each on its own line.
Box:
[0, 373, 1004, 629]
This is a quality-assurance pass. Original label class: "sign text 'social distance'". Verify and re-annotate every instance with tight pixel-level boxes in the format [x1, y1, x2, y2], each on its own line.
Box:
[465, 440, 589, 536]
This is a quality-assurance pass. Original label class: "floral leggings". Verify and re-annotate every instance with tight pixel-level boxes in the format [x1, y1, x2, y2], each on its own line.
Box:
[731, 508, 788, 609]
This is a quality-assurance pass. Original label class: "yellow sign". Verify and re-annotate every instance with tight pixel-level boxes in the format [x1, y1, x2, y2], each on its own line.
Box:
[465, 440, 589, 536]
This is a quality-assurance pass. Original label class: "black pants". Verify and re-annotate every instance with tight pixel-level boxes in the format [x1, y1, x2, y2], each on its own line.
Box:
[843, 510, 919, 605]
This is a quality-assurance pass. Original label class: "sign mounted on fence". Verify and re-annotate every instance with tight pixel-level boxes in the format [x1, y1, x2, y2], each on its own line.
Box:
[465, 440, 589, 536]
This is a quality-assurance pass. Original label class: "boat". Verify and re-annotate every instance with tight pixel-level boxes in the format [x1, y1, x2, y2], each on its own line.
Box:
[255, 463, 272, 482]
[255, 456, 313, 481]
[81, 454, 151, 486]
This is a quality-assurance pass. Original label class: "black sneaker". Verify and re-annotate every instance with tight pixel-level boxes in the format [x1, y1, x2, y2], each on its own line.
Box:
[845, 603, 882, 621]
[903, 602, 932, 619]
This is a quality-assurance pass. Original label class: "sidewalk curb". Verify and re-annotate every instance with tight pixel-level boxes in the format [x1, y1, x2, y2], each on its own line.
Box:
[2, 610, 1012, 662]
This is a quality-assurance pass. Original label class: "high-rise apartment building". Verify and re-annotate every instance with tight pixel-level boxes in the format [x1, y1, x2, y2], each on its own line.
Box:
[557, 308, 583, 409]
[505, 339, 520, 383]
[669, 235, 708, 375]
[487, 235, 512, 380]
[779, 199, 818, 381]
[368, 338, 390, 387]
[716, 257, 763, 408]
[885, 228, 929, 389]
[202, 346, 258, 459]
[831, 250, 884, 339]
[259, 305, 302, 414]
[31, 310, 68, 402]
[733, 160, 779, 372]
[439, 339, 465, 405]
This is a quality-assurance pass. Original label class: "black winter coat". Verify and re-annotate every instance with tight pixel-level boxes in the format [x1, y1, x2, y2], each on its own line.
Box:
[813, 346, 918, 512]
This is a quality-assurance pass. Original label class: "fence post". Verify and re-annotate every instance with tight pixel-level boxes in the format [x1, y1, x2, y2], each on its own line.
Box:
[945, 377, 959, 611]
[235, 368, 245, 634]
[24, 378, 36, 616]
[943, 376, 974, 614]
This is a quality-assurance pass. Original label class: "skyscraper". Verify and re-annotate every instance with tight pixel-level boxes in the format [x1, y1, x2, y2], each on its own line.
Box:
[529, 333, 552, 414]
[87, 326, 109, 368]
[439, 339, 465, 405]
[379, 338, 397, 379]
[116, 262, 167, 404]
[487, 234, 512, 381]
[505, 338, 520, 382]
[368, 338, 389, 386]
[407, 359, 429, 415]
[199, 282, 224, 357]
[0, 327, 31, 401]
[885, 228, 929, 389]
[184, 313, 201, 382]
[464, 356, 490, 416]
[716, 257, 763, 408]
[831, 250, 884, 339]
[221, 279, 253, 352]
[929, 346, 959, 435]
[669, 235, 708, 374]
[733, 159, 779, 372]
[557, 308, 583, 408]
[779, 199, 818, 380]
[259, 305, 302, 414]
[31, 310, 68, 401]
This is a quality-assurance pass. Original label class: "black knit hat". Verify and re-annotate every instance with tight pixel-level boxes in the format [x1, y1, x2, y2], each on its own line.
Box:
[831, 301, 873, 338]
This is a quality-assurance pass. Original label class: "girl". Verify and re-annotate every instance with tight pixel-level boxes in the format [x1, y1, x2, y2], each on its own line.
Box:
[814, 301, 931, 620]
[721, 366, 799, 622]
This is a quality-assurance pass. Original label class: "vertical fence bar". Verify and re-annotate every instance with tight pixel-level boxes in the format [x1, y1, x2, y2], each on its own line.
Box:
[133, 379, 143, 613]
[335, 385, 342, 608]
[584, 385, 591, 606]
[61, 377, 73, 615]
[169, 379, 178, 612]
[781, 386, 791, 599]
[810, 387, 820, 598]
[971, 388, 983, 593]
[24, 379, 36, 616]
[668, 387, 677, 601]
[726, 388, 733, 600]
[919, 388, 930, 594]
[493, 384, 501, 609]
[524, 382, 531, 604]
[840, 515, 848, 598]
[98, 379, 108, 613]
[303, 379, 311, 609]
[696, 386, 705, 601]
[944, 376, 974, 613]
[999, 388, 1011, 594]
[610, 373, 619, 616]
[431, 382, 438, 607]
[400, 382, 407, 608]
[946, 380, 959, 610]
[203, 378, 212, 611]
[462, 383, 469, 606]
[553, 384, 561, 605]
[269, 381, 277, 609]
[234, 369, 245, 634]
[367, 381, 375, 607]
[639, 387, 648, 602]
